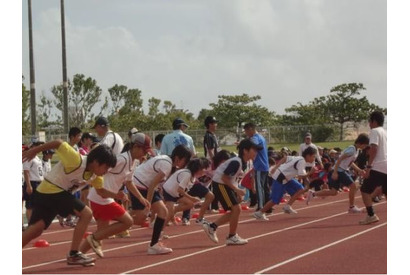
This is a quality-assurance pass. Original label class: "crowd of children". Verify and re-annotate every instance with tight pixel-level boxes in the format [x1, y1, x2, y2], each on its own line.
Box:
[22, 111, 387, 267]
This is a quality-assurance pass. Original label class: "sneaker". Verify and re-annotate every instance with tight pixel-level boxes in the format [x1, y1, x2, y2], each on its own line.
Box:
[253, 211, 269, 221]
[147, 242, 173, 255]
[202, 222, 219, 243]
[86, 234, 104, 258]
[182, 218, 190, 226]
[57, 215, 65, 227]
[348, 205, 362, 214]
[306, 190, 315, 205]
[115, 230, 131, 238]
[64, 219, 76, 228]
[373, 196, 380, 203]
[226, 234, 248, 245]
[195, 218, 207, 225]
[283, 204, 298, 214]
[67, 251, 95, 266]
[359, 214, 380, 225]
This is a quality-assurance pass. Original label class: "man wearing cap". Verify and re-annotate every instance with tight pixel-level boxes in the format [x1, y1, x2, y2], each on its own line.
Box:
[299, 132, 323, 170]
[93, 117, 124, 155]
[80, 132, 152, 258]
[203, 116, 221, 162]
[160, 118, 196, 156]
[243, 123, 270, 211]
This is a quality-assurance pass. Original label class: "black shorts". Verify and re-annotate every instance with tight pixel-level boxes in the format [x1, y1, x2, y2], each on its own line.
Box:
[162, 189, 181, 202]
[29, 190, 86, 229]
[22, 181, 41, 209]
[361, 170, 387, 196]
[130, 188, 162, 210]
[211, 181, 239, 211]
[309, 179, 325, 191]
[188, 184, 210, 198]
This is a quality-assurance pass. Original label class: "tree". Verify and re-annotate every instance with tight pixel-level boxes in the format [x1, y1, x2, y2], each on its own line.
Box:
[37, 92, 54, 129]
[22, 82, 31, 135]
[209, 93, 277, 140]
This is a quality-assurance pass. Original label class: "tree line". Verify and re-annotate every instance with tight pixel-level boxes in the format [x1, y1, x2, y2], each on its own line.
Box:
[22, 73, 386, 141]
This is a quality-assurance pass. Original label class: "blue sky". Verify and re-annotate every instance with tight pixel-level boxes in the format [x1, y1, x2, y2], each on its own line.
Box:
[21, 0, 387, 117]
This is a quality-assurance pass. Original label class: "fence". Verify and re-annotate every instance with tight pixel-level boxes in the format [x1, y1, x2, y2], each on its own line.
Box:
[23, 121, 376, 147]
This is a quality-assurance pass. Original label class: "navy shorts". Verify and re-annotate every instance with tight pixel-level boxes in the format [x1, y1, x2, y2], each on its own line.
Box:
[328, 170, 354, 190]
[270, 179, 304, 204]
[22, 181, 41, 209]
[212, 181, 239, 211]
[162, 189, 181, 202]
[29, 190, 86, 229]
[361, 170, 387, 196]
[188, 184, 210, 198]
[130, 188, 162, 210]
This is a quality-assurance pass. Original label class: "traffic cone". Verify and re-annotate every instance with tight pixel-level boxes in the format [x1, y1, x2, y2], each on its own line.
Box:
[83, 231, 93, 239]
[297, 196, 305, 201]
[241, 205, 249, 210]
[343, 187, 350, 192]
[142, 220, 150, 227]
[192, 213, 200, 219]
[280, 197, 288, 203]
[174, 216, 182, 223]
[33, 239, 50, 248]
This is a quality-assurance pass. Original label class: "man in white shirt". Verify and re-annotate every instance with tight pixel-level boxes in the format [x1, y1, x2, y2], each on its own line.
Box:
[359, 111, 387, 225]
[93, 116, 124, 155]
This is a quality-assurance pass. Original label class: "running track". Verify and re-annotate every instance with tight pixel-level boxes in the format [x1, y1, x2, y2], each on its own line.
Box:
[22, 193, 387, 274]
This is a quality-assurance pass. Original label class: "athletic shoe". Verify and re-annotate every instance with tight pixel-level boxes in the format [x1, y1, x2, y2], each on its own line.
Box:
[226, 234, 248, 245]
[147, 242, 173, 255]
[253, 211, 269, 221]
[373, 196, 380, 203]
[67, 251, 95, 266]
[115, 230, 131, 238]
[86, 234, 104, 258]
[195, 218, 207, 225]
[57, 215, 65, 227]
[283, 204, 298, 214]
[306, 190, 315, 205]
[182, 218, 190, 226]
[348, 205, 362, 214]
[202, 222, 219, 243]
[359, 214, 379, 225]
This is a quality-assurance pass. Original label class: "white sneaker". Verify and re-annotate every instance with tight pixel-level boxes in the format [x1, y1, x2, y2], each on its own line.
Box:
[253, 211, 269, 221]
[202, 222, 219, 243]
[348, 205, 362, 214]
[147, 242, 173, 255]
[283, 204, 297, 214]
[182, 218, 190, 226]
[359, 214, 379, 225]
[226, 234, 248, 245]
[306, 190, 315, 205]
[86, 234, 103, 258]
[195, 218, 207, 225]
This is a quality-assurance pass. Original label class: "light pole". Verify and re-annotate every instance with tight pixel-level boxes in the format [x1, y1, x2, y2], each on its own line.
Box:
[28, 0, 36, 136]
[60, 0, 69, 133]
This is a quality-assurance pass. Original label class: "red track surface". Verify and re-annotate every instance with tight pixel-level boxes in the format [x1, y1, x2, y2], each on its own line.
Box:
[22, 193, 387, 274]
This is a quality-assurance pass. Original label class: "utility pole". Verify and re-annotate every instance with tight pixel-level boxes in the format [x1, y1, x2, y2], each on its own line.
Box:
[28, 0, 36, 136]
[60, 0, 69, 132]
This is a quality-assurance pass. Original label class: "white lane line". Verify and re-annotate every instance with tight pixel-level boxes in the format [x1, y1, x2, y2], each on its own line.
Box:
[254, 222, 387, 274]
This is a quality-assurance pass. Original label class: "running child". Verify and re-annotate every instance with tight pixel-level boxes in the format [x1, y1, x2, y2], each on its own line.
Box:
[79, 133, 153, 258]
[306, 133, 370, 213]
[130, 144, 192, 254]
[22, 140, 117, 266]
[202, 139, 261, 245]
[253, 146, 318, 221]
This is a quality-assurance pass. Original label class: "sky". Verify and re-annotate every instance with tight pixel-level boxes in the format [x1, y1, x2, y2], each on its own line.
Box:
[21, 0, 387, 117]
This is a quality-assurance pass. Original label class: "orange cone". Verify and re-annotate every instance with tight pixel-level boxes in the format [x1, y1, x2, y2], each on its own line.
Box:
[142, 220, 150, 227]
[192, 213, 199, 219]
[280, 197, 287, 203]
[241, 205, 249, 210]
[219, 209, 226, 214]
[174, 216, 182, 223]
[33, 239, 50, 248]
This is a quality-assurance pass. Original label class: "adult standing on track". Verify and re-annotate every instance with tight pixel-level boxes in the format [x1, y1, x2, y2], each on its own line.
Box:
[243, 123, 270, 211]
[299, 132, 324, 171]
[160, 118, 196, 157]
[93, 116, 124, 155]
[359, 111, 387, 225]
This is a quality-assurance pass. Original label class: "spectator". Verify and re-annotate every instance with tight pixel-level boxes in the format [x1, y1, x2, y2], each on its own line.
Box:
[160, 118, 196, 156]
[299, 132, 323, 171]
[78, 133, 95, 156]
[154, 134, 165, 156]
[203, 116, 221, 162]
[68, 127, 82, 152]
[93, 117, 124, 155]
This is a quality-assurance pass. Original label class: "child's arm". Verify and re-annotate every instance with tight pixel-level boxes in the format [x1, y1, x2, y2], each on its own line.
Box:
[331, 154, 349, 180]
[221, 174, 245, 196]
[125, 181, 151, 210]
[23, 170, 32, 195]
[22, 140, 64, 162]
[146, 171, 166, 203]
[177, 186, 201, 203]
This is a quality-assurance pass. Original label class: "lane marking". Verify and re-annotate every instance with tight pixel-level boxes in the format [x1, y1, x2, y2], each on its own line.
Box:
[254, 222, 387, 274]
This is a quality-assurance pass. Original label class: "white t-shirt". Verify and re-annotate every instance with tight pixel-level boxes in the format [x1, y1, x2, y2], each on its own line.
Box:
[23, 156, 44, 182]
[212, 157, 243, 187]
[273, 156, 307, 183]
[337, 145, 359, 171]
[162, 169, 194, 198]
[133, 155, 173, 189]
[299, 143, 321, 168]
[42, 159, 52, 177]
[88, 151, 137, 205]
[100, 131, 124, 155]
[369, 127, 387, 174]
